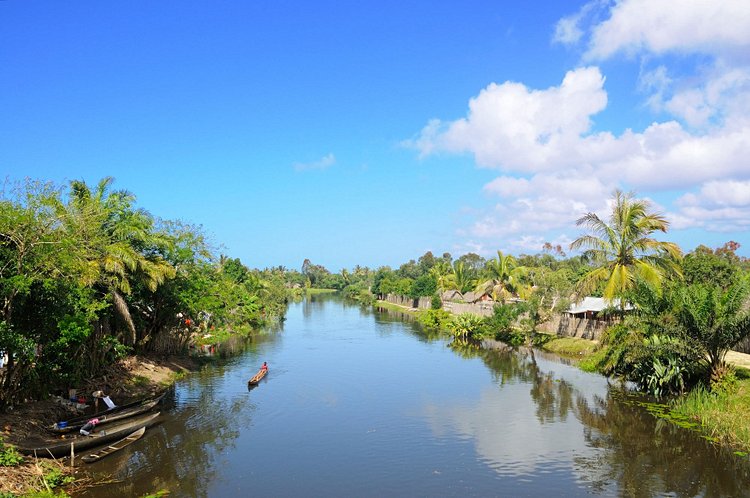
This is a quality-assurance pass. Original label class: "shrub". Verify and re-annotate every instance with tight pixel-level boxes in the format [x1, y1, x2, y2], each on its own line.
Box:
[418, 309, 452, 330]
[449, 313, 485, 339]
[710, 362, 738, 395]
[41, 462, 75, 488]
[0, 439, 23, 467]
[430, 294, 442, 310]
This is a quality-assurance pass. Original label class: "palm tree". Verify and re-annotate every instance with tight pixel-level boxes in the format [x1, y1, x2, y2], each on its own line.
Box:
[570, 190, 682, 310]
[65, 177, 175, 345]
[476, 250, 527, 302]
[677, 276, 750, 374]
[429, 260, 453, 292]
[453, 260, 477, 294]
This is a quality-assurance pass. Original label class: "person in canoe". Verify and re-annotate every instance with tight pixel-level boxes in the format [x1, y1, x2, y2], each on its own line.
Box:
[261, 362, 268, 371]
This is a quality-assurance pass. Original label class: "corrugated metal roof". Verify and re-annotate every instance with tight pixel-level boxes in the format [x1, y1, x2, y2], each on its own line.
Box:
[567, 297, 631, 313]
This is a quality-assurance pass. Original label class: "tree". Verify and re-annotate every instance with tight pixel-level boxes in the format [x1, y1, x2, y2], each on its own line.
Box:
[409, 274, 437, 299]
[441, 260, 476, 294]
[63, 177, 175, 346]
[683, 244, 742, 289]
[301, 259, 330, 288]
[0, 180, 68, 404]
[570, 190, 682, 309]
[676, 276, 750, 375]
[457, 252, 486, 273]
[476, 250, 528, 302]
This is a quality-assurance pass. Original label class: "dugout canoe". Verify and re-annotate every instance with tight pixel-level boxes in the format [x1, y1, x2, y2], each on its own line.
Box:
[81, 426, 146, 463]
[17, 412, 161, 458]
[248, 367, 268, 385]
[50, 393, 165, 434]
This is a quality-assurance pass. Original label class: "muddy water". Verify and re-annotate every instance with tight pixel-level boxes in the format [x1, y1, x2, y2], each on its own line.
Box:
[74, 294, 750, 497]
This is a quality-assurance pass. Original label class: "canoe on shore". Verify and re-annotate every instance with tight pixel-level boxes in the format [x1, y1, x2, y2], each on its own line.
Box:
[248, 367, 268, 385]
[50, 393, 165, 434]
[81, 426, 146, 464]
[17, 412, 161, 458]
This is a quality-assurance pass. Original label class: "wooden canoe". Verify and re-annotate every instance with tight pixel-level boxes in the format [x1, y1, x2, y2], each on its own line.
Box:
[17, 412, 161, 458]
[50, 393, 165, 434]
[248, 367, 268, 385]
[81, 426, 146, 463]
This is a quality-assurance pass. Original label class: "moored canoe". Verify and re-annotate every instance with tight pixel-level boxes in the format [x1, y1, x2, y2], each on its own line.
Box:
[81, 426, 146, 463]
[17, 412, 161, 458]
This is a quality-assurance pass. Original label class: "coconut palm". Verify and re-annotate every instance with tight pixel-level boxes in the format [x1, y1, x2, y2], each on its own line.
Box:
[570, 190, 682, 310]
[429, 260, 453, 292]
[64, 177, 175, 345]
[476, 250, 528, 302]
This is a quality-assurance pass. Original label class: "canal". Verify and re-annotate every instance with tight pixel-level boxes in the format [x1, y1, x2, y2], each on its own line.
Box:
[76, 293, 750, 497]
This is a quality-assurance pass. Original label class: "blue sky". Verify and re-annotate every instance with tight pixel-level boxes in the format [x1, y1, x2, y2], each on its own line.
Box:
[2, 1, 749, 270]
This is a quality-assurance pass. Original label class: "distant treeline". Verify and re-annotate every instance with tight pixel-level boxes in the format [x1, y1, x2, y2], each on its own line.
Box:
[303, 190, 750, 397]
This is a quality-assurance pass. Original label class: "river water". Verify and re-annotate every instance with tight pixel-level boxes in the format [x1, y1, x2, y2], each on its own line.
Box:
[75, 294, 750, 497]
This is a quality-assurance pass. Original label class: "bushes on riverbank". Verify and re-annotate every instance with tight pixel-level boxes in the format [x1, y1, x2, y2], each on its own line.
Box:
[0, 178, 290, 408]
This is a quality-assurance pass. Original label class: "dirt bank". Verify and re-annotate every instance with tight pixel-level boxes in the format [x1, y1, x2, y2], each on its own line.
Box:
[0, 354, 201, 496]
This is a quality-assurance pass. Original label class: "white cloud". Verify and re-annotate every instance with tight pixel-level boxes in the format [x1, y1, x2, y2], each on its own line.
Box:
[408, 67, 608, 172]
[553, 16, 584, 46]
[293, 153, 336, 172]
[553, 0, 608, 46]
[585, 0, 750, 61]
[410, 0, 750, 253]
[663, 67, 750, 128]
[684, 180, 750, 207]
[671, 180, 750, 231]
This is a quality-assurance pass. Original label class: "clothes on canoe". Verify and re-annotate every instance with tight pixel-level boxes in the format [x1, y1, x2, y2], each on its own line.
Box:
[79, 418, 100, 435]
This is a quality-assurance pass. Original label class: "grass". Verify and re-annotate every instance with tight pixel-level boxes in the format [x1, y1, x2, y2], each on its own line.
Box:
[305, 288, 338, 295]
[374, 300, 423, 316]
[670, 375, 750, 453]
[541, 336, 599, 358]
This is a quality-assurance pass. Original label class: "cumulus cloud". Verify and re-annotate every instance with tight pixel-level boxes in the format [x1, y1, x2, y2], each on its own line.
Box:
[584, 0, 750, 60]
[292, 153, 336, 172]
[408, 67, 608, 172]
[409, 0, 750, 254]
[672, 180, 750, 231]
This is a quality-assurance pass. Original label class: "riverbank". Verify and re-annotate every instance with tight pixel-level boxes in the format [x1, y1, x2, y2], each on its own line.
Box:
[0, 354, 201, 497]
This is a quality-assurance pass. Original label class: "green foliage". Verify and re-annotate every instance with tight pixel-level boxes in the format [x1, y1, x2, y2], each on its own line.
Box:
[0, 178, 290, 406]
[409, 274, 437, 298]
[484, 304, 524, 340]
[141, 490, 170, 498]
[710, 362, 738, 395]
[418, 309, 452, 330]
[683, 245, 741, 289]
[301, 259, 330, 287]
[449, 313, 485, 339]
[0, 439, 24, 467]
[342, 281, 374, 306]
[430, 294, 442, 309]
[23, 492, 70, 498]
[570, 189, 682, 308]
[476, 250, 528, 302]
[675, 276, 750, 372]
[40, 462, 75, 488]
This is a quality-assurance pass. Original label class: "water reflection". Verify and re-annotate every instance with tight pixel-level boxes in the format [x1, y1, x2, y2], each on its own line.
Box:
[73, 295, 750, 497]
[76, 336, 277, 498]
[575, 389, 750, 497]
[427, 339, 750, 496]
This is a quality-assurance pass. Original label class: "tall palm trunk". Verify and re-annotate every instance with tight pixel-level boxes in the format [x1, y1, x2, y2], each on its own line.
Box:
[112, 289, 137, 346]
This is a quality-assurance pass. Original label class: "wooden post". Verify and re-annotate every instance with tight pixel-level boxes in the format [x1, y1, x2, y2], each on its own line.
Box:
[70, 442, 74, 467]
